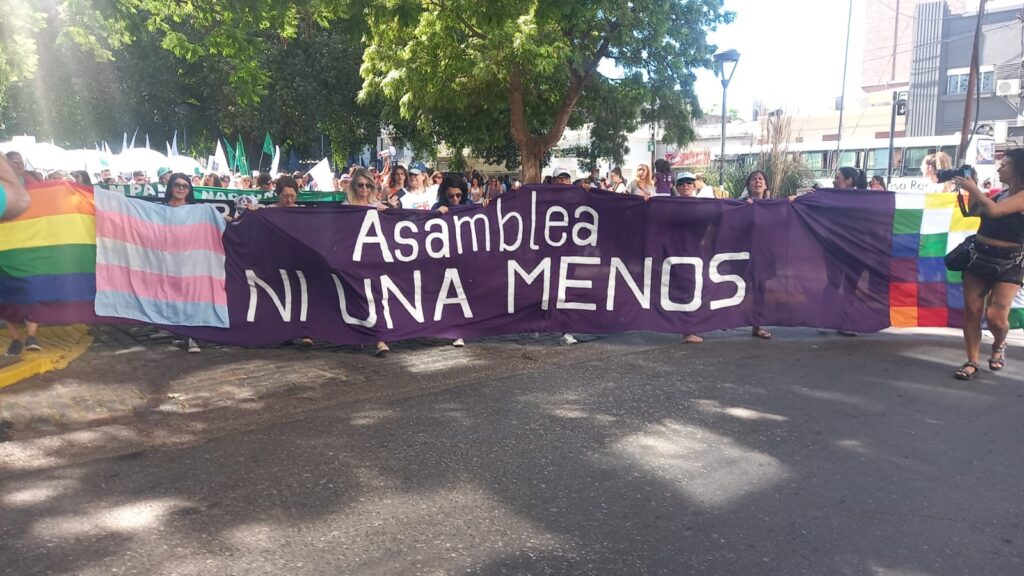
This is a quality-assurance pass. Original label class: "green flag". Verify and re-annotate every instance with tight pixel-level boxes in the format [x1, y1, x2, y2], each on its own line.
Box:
[236, 134, 250, 175]
[224, 139, 236, 173]
[262, 132, 273, 156]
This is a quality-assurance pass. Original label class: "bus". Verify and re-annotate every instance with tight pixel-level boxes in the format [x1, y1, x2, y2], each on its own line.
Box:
[713, 134, 997, 193]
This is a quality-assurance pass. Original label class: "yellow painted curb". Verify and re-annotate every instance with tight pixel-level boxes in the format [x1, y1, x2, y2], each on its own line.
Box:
[0, 325, 93, 390]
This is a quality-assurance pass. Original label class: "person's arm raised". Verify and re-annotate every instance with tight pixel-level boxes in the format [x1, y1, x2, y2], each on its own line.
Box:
[956, 176, 1024, 218]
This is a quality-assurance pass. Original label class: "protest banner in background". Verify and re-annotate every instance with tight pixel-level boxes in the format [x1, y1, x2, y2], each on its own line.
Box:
[93, 183, 347, 214]
[10, 183, 1024, 346]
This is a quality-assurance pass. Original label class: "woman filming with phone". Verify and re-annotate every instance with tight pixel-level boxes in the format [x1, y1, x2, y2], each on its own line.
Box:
[952, 149, 1024, 380]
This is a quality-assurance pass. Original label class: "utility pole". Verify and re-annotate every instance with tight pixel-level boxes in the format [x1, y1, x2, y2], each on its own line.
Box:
[956, 0, 987, 166]
[834, 0, 853, 169]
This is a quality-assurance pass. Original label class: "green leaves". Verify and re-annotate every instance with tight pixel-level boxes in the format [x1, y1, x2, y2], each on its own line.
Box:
[361, 0, 730, 179]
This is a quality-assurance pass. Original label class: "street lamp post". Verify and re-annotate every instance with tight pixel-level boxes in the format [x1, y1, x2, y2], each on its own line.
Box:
[713, 49, 740, 186]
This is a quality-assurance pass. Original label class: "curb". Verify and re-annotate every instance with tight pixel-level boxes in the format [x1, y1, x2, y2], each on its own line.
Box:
[0, 325, 93, 390]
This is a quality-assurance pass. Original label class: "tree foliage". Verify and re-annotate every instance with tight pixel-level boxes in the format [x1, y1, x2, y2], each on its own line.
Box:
[0, 0, 377, 166]
[360, 0, 733, 181]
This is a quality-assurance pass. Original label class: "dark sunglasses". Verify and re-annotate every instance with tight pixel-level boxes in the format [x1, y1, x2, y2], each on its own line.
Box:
[354, 182, 375, 189]
[446, 193, 463, 199]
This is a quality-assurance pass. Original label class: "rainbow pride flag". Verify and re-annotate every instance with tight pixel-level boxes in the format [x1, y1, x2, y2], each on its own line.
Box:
[93, 189, 229, 327]
[889, 192, 1024, 329]
[0, 182, 100, 324]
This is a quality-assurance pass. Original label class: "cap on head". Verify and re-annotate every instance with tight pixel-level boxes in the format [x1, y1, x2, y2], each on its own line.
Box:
[675, 171, 696, 186]
[157, 167, 172, 178]
[553, 166, 572, 179]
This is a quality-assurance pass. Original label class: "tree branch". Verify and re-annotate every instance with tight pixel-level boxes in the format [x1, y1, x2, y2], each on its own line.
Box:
[537, 22, 620, 149]
[425, 0, 488, 41]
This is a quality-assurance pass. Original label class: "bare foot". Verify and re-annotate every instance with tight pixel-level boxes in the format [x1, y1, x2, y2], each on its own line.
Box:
[682, 334, 704, 344]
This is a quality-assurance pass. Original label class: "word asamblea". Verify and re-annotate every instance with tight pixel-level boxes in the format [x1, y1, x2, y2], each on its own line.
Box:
[351, 191, 600, 261]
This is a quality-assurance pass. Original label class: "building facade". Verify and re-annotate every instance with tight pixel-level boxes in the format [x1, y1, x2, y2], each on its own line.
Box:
[907, 1, 1024, 148]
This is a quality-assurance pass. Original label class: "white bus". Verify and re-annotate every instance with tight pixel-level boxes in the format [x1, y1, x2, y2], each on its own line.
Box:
[713, 134, 998, 192]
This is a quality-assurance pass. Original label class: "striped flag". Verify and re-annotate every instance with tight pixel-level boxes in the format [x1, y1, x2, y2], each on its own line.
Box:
[0, 182, 98, 324]
[93, 189, 229, 327]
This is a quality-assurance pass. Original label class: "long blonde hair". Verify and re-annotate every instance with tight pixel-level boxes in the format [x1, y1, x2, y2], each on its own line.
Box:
[348, 167, 378, 206]
[633, 163, 653, 189]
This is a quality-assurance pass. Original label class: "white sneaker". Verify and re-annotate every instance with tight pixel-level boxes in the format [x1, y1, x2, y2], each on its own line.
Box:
[452, 338, 465, 347]
[560, 333, 578, 346]
[186, 338, 201, 353]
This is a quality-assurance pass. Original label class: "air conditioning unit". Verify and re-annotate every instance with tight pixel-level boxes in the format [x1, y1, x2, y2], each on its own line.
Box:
[996, 78, 1021, 97]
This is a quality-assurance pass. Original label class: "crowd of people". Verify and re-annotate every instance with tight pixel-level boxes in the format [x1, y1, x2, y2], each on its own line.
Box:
[4, 146, 1024, 382]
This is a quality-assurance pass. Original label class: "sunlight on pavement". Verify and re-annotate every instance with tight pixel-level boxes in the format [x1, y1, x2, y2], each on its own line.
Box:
[211, 484, 571, 575]
[834, 439, 870, 454]
[867, 564, 939, 576]
[31, 498, 192, 538]
[611, 420, 788, 509]
[0, 426, 154, 473]
[395, 347, 488, 374]
[692, 399, 789, 422]
[350, 408, 396, 425]
[3, 479, 78, 507]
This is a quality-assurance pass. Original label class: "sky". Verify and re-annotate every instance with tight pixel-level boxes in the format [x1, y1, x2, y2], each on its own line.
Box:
[692, 0, 868, 120]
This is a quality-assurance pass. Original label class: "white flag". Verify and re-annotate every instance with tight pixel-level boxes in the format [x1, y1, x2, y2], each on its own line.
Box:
[170, 131, 178, 157]
[129, 128, 138, 150]
[306, 157, 335, 192]
[144, 133, 150, 149]
[269, 145, 280, 176]
[213, 140, 229, 174]
[121, 132, 128, 153]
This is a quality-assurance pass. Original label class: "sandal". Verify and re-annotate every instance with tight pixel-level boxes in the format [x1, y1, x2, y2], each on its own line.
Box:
[989, 344, 1006, 371]
[375, 341, 390, 357]
[955, 361, 980, 380]
[682, 334, 704, 344]
[752, 327, 772, 340]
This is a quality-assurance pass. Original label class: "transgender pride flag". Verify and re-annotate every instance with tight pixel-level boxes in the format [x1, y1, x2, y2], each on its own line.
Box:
[93, 189, 229, 327]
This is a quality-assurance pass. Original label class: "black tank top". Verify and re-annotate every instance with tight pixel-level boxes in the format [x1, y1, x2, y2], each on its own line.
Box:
[977, 191, 1024, 245]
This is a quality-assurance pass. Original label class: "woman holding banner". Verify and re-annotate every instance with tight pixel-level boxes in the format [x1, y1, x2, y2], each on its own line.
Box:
[162, 173, 203, 353]
[347, 168, 392, 356]
[953, 149, 1024, 380]
[741, 171, 774, 340]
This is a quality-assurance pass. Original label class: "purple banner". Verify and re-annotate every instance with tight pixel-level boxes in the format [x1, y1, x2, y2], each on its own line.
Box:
[177, 186, 893, 346]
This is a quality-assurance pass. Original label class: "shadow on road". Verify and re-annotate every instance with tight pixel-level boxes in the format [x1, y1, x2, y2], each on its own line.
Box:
[1, 331, 1022, 574]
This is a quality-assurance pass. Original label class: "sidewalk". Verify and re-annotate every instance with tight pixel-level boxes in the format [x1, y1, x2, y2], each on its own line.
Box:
[0, 324, 94, 390]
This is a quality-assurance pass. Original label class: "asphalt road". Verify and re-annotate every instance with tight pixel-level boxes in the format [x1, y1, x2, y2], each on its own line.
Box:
[1, 329, 1022, 575]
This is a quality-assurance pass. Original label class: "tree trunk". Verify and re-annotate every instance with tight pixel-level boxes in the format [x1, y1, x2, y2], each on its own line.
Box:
[519, 140, 545, 183]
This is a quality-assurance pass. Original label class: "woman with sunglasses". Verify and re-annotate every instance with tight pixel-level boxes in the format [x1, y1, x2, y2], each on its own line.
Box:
[431, 175, 474, 347]
[432, 174, 473, 214]
[346, 168, 385, 209]
[345, 168, 392, 356]
[161, 173, 204, 353]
